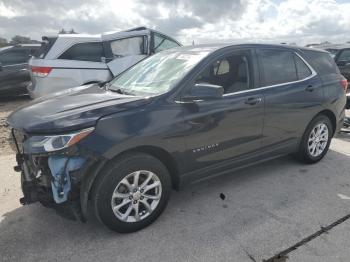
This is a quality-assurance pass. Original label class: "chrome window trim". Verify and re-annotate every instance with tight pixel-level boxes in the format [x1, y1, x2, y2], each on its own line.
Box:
[223, 51, 317, 97]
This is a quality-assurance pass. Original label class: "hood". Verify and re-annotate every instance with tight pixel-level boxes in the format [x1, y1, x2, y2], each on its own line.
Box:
[7, 84, 150, 134]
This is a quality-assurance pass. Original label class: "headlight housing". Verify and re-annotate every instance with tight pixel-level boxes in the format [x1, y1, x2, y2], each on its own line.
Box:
[23, 127, 94, 154]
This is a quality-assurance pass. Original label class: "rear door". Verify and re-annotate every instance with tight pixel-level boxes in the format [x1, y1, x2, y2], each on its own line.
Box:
[0, 47, 31, 94]
[102, 33, 149, 76]
[257, 48, 323, 151]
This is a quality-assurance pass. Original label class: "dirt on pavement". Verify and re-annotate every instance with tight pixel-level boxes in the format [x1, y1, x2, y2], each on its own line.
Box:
[0, 97, 30, 155]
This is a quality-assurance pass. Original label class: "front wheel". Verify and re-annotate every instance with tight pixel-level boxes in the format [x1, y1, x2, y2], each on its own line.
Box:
[297, 115, 333, 164]
[91, 153, 171, 233]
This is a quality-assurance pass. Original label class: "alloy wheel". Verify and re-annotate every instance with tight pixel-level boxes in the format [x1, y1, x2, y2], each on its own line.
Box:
[307, 123, 329, 157]
[111, 170, 162, 223]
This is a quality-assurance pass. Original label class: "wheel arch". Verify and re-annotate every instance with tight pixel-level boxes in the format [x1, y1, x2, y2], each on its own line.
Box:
[120, 145, 181, 190]
[315, 109, 337, 135]
[80, 145, 181, 222]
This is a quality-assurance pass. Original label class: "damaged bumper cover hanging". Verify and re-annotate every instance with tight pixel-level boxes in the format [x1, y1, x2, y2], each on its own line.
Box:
[12, 128, 106, 222]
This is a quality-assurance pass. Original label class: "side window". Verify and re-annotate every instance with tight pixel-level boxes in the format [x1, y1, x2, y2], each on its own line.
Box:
[294, 54, 312, 80]
[195, 51, 251, 94]
[153, 33, 180, 53]
[59, 42, 103, 62]
[0, 48, 29, 65]
[303, 50, 338, 74]
[214, 59, 230, 75]
[338, 49, 350, 62]
[258, 49, 297, 86]
[110, 36, 145, 58]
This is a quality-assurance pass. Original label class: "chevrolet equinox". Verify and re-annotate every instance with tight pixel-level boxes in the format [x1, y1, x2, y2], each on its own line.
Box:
[7, 44, 347, 233]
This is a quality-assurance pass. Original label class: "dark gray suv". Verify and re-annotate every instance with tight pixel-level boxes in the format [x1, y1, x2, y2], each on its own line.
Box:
[0, 44, 40, 96]
[7, 44, 347, 233]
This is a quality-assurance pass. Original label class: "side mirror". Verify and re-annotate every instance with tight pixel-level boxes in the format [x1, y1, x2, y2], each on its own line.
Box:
[183, 83, 224, 101]
[337, 60, 350, 66]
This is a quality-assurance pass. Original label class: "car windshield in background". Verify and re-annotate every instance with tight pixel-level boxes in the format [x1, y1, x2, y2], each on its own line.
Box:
[109, 50, 210, 96]
[325, 48, 338, 58]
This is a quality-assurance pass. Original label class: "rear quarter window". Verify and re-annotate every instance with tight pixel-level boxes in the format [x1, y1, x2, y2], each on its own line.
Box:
[294, 54, 312, 79]
[59, 42, 104, 62]
[302, 50, 339, 75]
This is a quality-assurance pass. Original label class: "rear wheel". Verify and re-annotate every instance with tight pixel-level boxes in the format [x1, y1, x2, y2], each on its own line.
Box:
[91, 153, 171, 233]
[297, 115, 333, 163]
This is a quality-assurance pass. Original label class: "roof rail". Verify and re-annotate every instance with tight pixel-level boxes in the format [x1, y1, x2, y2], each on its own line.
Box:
[124, 26, 149, 32]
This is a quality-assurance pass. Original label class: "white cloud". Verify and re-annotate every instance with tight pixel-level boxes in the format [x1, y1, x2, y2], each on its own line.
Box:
[178, 0, 350, 45]
[0, 0, 349, 45]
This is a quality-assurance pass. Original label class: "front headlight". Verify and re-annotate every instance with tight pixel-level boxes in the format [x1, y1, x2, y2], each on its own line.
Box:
[23, 127, 94, 154]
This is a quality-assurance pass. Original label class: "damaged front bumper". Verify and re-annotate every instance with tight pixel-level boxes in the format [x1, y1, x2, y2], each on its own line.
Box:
[12, 129, 106, 221]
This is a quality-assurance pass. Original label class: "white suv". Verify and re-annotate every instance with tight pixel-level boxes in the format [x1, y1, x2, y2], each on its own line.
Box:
[28, 27, 181, 98]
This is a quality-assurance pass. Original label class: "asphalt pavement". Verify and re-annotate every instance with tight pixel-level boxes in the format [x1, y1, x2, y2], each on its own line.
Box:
[1, 135, 350, 262]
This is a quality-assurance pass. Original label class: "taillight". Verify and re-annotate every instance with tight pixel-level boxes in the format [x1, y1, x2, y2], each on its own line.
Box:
[31, 66, 52, 77]
[341, 78, 348, 92]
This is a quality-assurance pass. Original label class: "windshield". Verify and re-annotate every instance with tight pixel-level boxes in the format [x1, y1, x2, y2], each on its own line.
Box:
[109, 50, 210, 96]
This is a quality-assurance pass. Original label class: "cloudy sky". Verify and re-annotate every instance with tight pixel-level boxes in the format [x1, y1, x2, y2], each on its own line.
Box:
[0, 0, 350, 45]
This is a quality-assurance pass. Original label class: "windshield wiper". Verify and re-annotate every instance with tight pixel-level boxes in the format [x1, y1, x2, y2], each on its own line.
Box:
[107, 85, 136, 96]
[97, 81, 111, 91]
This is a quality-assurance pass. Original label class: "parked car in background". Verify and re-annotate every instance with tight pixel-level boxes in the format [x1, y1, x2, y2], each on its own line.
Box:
[8, 44, 346, 233]
[28, 27, 181, 98]
[322, 45, 350, 108]
[0, 44, 40, 97]
[329, 45, 350, 82]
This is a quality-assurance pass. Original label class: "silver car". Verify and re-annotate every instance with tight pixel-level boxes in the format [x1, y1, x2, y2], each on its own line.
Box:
[28, 27, 181, 98]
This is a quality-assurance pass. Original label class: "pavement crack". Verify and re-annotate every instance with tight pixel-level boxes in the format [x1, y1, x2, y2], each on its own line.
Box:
[262, 213, 350, 262]
[243, 249, 257, 262]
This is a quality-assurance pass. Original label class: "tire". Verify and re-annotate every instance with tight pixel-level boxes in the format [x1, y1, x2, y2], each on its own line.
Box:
[91, 153, 171, 233]
[297, 115, 333, 164]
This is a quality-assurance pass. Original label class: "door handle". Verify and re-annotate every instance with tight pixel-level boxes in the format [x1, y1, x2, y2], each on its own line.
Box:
[245, 97, 262, 105]
[305, 85, 315, 92]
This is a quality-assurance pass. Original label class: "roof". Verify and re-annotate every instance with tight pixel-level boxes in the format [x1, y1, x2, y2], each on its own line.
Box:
[320, 44, 350, 50]
[162, 43, 329, 54]
[0, 46, 12, 52]
[15, 43, 41, 47]
[0, 44, 40, 52]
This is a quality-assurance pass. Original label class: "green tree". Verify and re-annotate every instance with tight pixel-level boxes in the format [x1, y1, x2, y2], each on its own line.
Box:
[9, 35, 39, 45]
[0, 37, 8, 47]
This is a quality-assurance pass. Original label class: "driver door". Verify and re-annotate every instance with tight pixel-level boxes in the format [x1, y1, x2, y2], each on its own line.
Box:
[182, 49, 264, 175]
